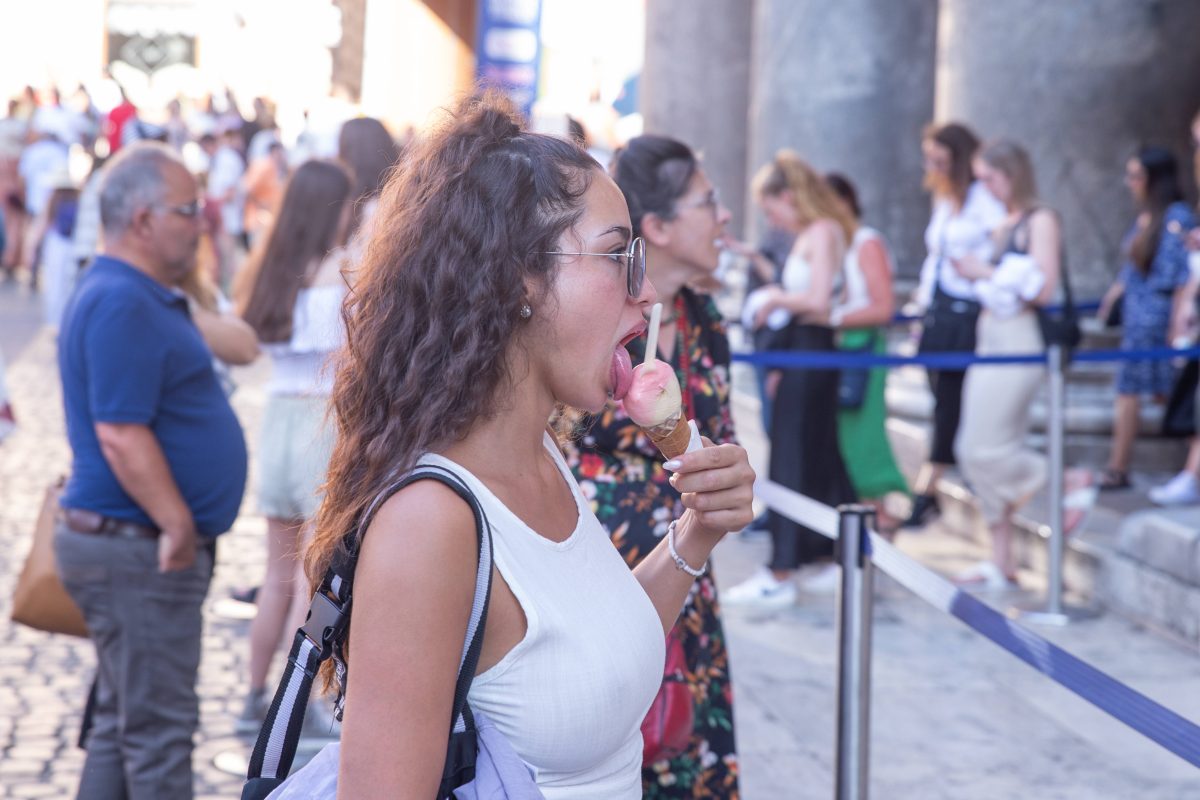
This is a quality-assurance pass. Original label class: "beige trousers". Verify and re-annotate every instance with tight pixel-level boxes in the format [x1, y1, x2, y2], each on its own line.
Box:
[955, 310, 1047, 523]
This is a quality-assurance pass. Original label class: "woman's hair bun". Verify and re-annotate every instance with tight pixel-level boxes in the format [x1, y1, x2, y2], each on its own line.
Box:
[457, 89, 523, 147]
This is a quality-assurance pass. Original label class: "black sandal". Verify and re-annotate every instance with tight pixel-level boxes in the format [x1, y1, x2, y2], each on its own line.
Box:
[1097, 469, 1131, 491]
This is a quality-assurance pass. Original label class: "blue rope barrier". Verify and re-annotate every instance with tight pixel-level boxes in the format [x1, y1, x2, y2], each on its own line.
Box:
[760, 480, 1200, 769]
[867, 536, 1200, 770]
[948, 590, 1200, 768]
[734, 344, 1200, 371]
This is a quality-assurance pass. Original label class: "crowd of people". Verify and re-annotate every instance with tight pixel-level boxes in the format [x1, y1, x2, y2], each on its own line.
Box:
[2, 74, 1200, 798]
[0, 82, 391, 326]
[724, 114, 1200, 597]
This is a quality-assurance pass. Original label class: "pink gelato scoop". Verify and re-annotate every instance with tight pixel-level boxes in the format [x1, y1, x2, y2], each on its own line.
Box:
[624, 359, 682, 430]
[624, 302, 700, 460]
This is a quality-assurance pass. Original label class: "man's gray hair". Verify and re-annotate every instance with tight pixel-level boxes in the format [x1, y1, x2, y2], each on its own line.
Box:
[99, 142, 188, 237]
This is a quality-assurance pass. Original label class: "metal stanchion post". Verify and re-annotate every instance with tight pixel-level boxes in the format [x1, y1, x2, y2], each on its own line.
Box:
[1018, 343, 1072, 626]
[835, 505, 875, 800]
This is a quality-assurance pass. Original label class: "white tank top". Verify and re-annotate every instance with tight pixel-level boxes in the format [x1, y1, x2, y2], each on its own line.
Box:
[261, 283, 345, 397]
[417, 433, 665, 800]
[781, 251, 813, 294]
[834, 226, 890, 320]
[782, 240, 843, 299]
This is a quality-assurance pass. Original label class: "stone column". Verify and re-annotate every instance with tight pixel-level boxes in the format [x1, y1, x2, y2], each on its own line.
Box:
[746, 0, 939, 276]
[641, 0, 754, 237]
[937, 0, 1200, 296]
[332, 0, 368, 103]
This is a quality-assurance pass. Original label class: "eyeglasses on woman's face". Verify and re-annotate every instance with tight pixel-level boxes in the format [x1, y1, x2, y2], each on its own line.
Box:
[676, 187, 722, 221]
[542, 236, 647, 297]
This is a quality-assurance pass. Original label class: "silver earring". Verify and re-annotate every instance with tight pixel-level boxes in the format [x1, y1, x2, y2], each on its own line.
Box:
[519, 303, 532, 319]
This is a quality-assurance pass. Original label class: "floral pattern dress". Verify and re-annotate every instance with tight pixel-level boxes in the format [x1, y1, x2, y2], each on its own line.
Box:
[1117, 201, 1197, 396]
[560, 288, 740, 799]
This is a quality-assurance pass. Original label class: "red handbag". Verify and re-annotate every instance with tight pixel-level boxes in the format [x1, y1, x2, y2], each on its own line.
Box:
[641, 624, 694, 766]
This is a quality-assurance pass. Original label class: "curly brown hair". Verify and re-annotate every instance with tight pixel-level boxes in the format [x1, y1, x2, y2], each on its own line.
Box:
[304, 93, 599, 675]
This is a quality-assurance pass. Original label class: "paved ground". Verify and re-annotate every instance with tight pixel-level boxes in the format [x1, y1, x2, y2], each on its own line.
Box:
[1, 283, 1198, 798]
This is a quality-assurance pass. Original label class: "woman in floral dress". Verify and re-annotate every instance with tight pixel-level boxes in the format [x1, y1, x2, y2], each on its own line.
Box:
[560, 135, 740, 798]
[1098, 147, 1197, 489]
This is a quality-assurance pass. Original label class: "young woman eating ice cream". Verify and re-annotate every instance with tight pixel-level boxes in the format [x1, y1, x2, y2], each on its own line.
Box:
[302, 96, 755, 798]
[560, 134, 744, 798]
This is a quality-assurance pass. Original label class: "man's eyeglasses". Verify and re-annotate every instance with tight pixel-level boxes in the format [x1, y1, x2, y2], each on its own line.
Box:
[677, 188, 721, 220]
[542, 236, 646, 297]
[155, 199, 204, 219]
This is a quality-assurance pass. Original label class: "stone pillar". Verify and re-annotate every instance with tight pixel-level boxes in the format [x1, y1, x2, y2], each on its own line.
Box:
[746, 0, 939, 276]
[937, 0, 1200, 296]
[332, 0, 368, 103]
[641, 0, 753, 237]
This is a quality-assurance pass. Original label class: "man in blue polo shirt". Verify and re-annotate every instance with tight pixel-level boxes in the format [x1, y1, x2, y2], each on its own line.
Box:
[55, 142, 247, 799]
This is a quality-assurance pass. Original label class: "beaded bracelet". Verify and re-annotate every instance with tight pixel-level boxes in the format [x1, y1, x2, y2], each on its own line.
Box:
[666, 519, 707, 578]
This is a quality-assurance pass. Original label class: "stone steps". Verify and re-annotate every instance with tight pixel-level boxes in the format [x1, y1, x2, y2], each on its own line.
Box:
[887, 418, 1200, 646]
[883, 323, 1193, 469]
[729, 303, 1200, 642]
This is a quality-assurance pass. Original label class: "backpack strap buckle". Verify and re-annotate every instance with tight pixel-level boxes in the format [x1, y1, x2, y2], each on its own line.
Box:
[300, 591, 348, 663]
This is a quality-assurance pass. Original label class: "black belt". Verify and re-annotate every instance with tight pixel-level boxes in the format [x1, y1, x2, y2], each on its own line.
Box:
[60, 508, 161, 540]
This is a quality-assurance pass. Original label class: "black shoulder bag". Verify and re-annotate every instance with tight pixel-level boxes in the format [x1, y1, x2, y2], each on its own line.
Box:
[241, 465, 494, 800]
[918, 228, 982, 358]
[1006, 208, 1082, 351]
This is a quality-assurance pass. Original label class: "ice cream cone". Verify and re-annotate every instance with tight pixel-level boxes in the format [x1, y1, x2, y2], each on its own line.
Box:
[648, 415, 693, 459]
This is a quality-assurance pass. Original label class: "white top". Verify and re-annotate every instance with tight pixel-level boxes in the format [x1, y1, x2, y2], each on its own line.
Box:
[18, 139, 69, 216]
[916, 181, 1006, 307]
[782, 250, 813, 295]
[207, 145, 245, 235]
[418, 434, 665, 800]
[974, 252, 1046, 320]
[0, 117, 27, 159]
[834, 226, 892, 322]
[262, 283, 345, 396]
[778, 242, 843, 327]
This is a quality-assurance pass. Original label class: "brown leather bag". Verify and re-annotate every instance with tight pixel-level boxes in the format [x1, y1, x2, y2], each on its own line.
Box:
[11, 479, 88, 637]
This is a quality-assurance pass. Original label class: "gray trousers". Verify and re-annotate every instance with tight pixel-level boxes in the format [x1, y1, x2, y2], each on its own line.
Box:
[54, 525, 215, 800]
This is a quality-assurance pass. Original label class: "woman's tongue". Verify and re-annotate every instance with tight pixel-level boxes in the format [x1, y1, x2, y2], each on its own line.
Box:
[610, 345, 634, 400]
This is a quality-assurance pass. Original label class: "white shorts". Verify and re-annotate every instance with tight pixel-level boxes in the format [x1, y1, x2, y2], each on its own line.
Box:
[257, 394, 335, 520]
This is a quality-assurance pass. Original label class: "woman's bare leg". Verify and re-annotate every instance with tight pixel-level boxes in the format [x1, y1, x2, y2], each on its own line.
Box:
[990, 514, 1016, 580]
[913, 463, 944, 496]
[247, 517, 305, 691]
[1107, 394, 1140, 475]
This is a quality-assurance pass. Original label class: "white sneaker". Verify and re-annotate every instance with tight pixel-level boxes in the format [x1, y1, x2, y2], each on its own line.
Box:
[1149, 472, 1200, 506]
[952, 561, 1015, 591]
[800, 563, 841, 595]
[721, 568, 798, 609]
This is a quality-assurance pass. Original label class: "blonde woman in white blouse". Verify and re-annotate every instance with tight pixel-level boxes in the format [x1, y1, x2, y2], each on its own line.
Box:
[951, 140, 1095, 588]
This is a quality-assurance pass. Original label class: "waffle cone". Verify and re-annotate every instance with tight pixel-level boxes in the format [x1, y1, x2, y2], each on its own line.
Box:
[647, 416, 691, 459]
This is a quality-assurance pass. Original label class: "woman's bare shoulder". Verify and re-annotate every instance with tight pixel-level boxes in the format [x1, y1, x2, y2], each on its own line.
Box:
[357, 477, 480, 584]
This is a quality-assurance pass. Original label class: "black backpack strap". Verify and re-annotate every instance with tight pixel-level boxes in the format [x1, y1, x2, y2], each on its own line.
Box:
[242, 464, 493, 800]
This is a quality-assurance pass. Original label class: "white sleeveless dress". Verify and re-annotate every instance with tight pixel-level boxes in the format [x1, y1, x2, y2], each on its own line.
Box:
[418, 433, 666, 799]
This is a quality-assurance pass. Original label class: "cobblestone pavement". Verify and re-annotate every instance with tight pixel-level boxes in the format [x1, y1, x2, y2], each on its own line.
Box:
[2, 290, 1199, 798]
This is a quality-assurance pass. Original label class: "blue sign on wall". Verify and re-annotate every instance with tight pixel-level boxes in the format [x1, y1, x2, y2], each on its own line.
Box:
[476, 0, 543, 120]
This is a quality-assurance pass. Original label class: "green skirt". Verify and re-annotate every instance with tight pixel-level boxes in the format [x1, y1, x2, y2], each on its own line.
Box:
[837, 327, 910, 499]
